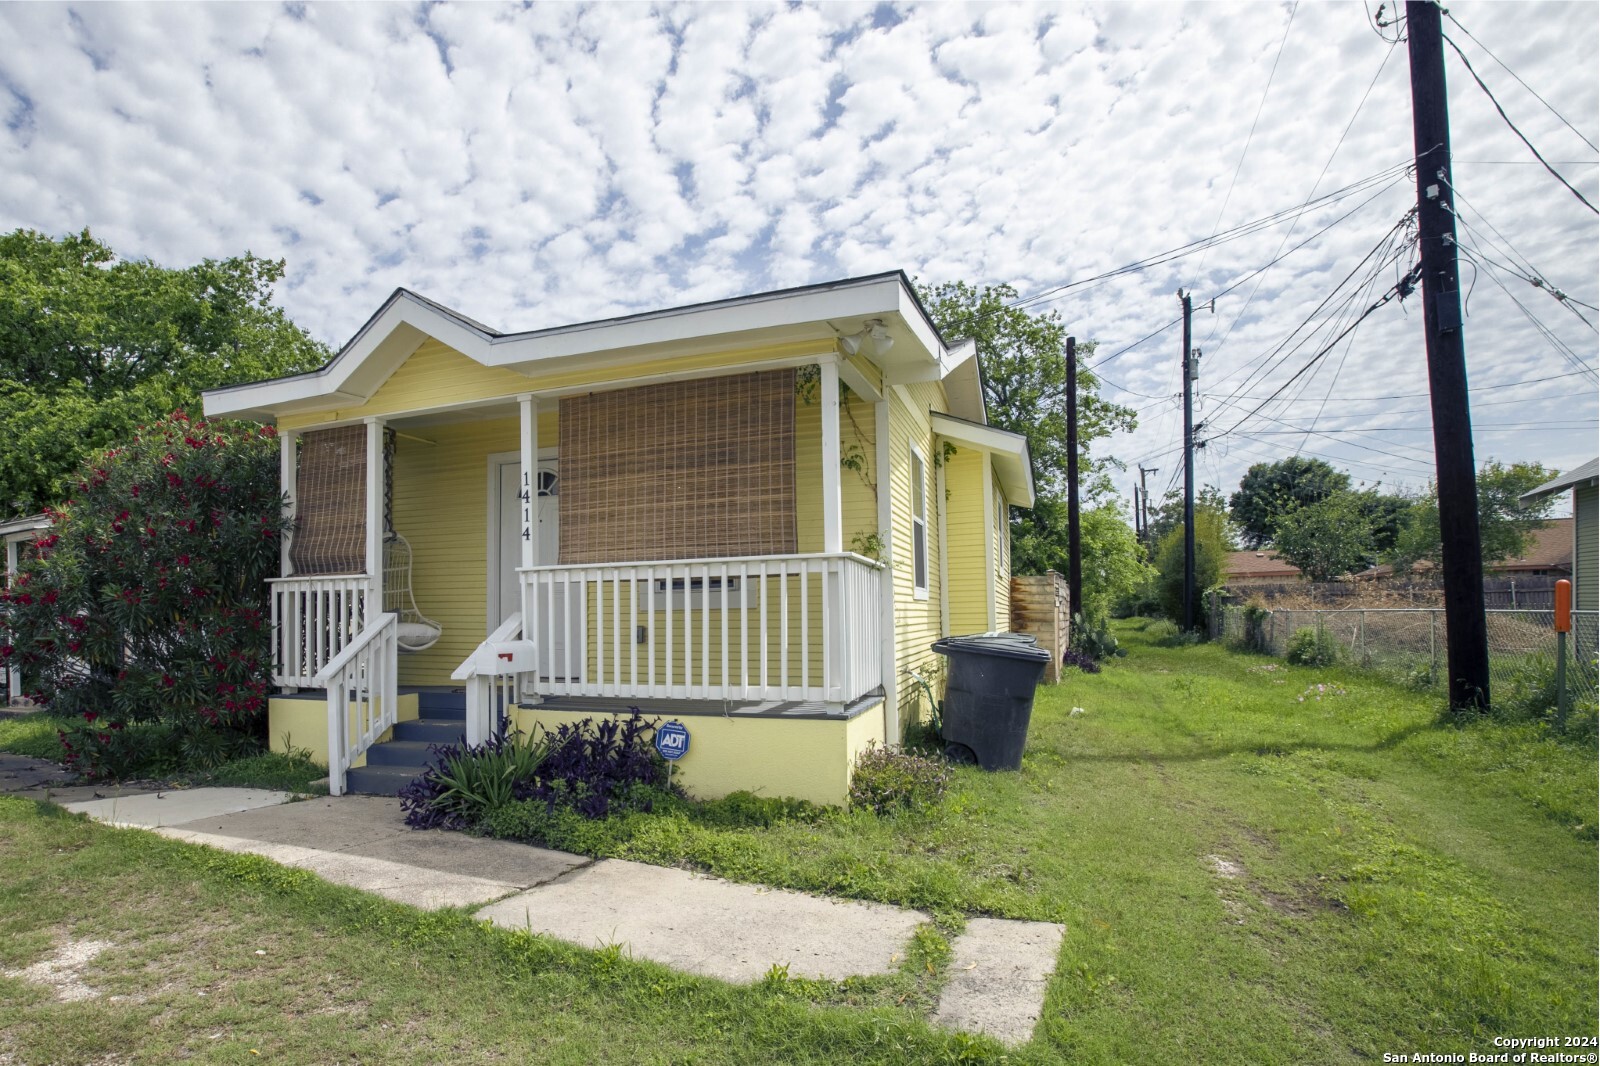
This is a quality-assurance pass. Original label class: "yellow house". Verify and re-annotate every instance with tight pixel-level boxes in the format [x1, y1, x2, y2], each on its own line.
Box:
[201, 272, 1033, 805]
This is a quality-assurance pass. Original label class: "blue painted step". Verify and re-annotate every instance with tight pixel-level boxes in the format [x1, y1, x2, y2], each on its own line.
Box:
[345, 763, 425, 796]
[414, 688, 466, 720]
[392, 718, 467, 744]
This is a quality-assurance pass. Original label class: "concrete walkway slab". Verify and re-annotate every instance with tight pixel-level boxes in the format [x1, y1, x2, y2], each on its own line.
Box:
[157, 828, 522, 911]
[62, 788, 294, 828]
[170, 795, 407, 851]
[934, 917, 1065, 1047]
[478, 858, 927, 984]
[167, 795, 587, 888]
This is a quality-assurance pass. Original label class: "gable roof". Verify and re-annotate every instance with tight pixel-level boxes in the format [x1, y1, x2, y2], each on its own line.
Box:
[1224, 550, 1302, 580]
[203, 271, 982, 423]
[1520, 458, 1599, 505]
[929, 411, 1035, 507]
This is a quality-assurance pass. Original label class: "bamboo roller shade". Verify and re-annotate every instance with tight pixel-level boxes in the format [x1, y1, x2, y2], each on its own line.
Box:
[289, 424, 367, 575]
[558, 369, 798, 563]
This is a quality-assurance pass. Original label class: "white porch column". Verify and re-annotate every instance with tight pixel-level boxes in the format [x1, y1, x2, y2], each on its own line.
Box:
[4, 535, 21, 702]
[519, 395, 537, 570]
[364, 418, 384, 612]
[874, 398, 899, 742]
[278, 429, 297, 578]
[820, 357, 843, 554]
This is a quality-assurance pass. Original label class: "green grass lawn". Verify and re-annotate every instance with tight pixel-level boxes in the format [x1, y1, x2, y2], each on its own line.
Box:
[1, 624, 1593, 1063]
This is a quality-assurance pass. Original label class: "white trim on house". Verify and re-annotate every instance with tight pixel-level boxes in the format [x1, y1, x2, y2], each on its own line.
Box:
[928, 411, 1035, 507]
[202, 273, 970, 423]
[874, 398, 899, 742]
[911, 442, 929, 602]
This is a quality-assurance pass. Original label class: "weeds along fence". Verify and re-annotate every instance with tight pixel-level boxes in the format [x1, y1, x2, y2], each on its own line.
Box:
[1212, 602, 1599, 713]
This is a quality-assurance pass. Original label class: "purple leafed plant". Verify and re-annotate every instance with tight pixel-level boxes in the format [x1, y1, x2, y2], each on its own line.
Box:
[1061, 649, 1102, 674]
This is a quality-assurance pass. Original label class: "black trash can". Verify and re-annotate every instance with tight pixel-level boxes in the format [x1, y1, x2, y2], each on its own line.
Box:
[931, 633, 1052, 770]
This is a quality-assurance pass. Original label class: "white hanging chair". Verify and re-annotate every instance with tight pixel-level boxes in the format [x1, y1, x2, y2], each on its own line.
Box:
[383, 533, 443, 653]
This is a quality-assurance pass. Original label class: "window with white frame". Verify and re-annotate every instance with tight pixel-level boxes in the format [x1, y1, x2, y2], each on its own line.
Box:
[911, 445, 928, 599]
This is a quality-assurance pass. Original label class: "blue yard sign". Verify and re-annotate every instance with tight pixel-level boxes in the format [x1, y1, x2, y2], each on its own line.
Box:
[655, 721, 690, 761]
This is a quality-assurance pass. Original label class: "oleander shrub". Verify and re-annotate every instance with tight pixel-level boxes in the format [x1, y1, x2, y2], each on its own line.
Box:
[0, 413, 285, 779]
[848, 742, 952, 815]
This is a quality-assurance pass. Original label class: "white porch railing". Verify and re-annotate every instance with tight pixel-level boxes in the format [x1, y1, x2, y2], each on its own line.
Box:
[451, 613, 529, 747]
[269, 574, 372, 687]
[313, 611, 399, 797]
[519, 552, 884, 704]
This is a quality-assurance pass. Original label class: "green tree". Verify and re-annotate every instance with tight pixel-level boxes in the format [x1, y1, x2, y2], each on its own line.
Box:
[1352, 489, 1412, 557]
[916, 280, 1135, 503]
[1144, 484, 1231, 549]
[1010, 498, 1152, 627]
[0, 228, 329, 514]
[1272, 491, 1377, 582]
[1154, 497, 1232, 628]
[1228, 457, 1350, 549]
[1390, 460, 1560, 572]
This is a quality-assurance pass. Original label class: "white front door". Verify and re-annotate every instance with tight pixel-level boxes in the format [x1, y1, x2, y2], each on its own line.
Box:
[493, 454, 569, 678]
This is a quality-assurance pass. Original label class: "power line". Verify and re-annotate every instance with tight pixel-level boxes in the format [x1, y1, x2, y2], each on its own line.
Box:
[1230, 367, 1594, 402]
[1186, 2, 1299, 290]
[1084, 316, 1182, 372]
[993, 163, 1413, 317]
[1204, 261, 1424, 443]
[1442, 33, 1598, 214]
[1443, 9, 1599, 152]
[1201, 33, 1404, 361]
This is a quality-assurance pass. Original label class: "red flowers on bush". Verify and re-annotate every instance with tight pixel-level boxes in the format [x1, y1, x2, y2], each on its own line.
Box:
[2, 413, 287, 779]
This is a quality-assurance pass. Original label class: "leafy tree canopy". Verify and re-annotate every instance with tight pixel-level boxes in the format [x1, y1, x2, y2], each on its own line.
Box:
[1144, 484, 1233, 549]
[1153, 496, 1231, 628]
[1390, 460, 1560, 572]
[916, 280, 1135, 504]
[1272, 491, 1378, 582]
[916, 279, 1139, 627]
[1228, 457, 1350, 549]
[0, 228, 329, 514]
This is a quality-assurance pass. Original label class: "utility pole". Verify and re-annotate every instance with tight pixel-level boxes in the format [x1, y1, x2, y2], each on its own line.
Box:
[1133, 486, 1143, 542]
[1065, 336, 1083, 625]
[1406, 0, 1490, 711]
[1180, 291, 1196, 632]
[1138, 465, 1157, 549]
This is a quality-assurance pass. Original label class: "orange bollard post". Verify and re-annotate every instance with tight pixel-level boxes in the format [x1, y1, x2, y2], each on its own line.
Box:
[1554, 579, 1572, 730]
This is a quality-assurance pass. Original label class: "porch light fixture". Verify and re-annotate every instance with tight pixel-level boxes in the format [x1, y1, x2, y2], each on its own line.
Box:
[837, 319, 894, 358]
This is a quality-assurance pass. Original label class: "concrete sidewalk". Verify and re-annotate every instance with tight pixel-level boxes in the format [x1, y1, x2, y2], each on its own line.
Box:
[27, 772, 1063, 1046]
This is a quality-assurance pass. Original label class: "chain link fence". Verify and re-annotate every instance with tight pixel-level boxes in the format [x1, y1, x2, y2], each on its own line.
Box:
[1212, 600, 1598, 715]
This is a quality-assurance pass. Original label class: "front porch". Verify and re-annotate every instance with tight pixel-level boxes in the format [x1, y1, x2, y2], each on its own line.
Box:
[264, 358, 892, 797]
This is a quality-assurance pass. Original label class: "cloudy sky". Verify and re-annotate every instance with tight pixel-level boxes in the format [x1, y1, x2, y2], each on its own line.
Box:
[2, 1, 1595, 512]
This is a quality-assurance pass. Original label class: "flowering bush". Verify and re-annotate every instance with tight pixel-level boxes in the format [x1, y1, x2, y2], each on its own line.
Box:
[0, 412, 285, 778]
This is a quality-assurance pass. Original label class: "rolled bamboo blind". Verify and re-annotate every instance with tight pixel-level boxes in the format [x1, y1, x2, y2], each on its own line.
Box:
[289, 425, 368, 575]
[558, 369, 798, 563]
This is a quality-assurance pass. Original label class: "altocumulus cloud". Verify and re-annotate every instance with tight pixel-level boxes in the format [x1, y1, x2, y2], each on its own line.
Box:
[0, 1, 1594, 497]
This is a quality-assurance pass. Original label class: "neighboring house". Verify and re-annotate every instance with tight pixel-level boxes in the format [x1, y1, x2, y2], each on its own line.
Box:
[1, 513, 52, 705]
[1521, 459, 1598, 611]
[1488, 517, 1573, 579]
[200, 272, 1032, 804]
[1223, 550, 1302, 586]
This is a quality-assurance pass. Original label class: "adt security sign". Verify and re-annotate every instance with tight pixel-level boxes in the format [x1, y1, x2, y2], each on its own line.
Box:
[655, 721, 690, 761]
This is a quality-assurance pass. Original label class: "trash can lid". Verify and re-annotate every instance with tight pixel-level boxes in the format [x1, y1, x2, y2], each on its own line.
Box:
[931, 633, 1053, 663]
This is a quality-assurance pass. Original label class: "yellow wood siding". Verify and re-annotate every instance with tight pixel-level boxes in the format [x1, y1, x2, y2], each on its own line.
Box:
[1577, 483, 1597, 611]
[392, 416, 520, 685]
[794, 387, 876, 556]
[889, 386, 946, 728]
[943, 447, 988, 633]
[279, 337, 835, 431]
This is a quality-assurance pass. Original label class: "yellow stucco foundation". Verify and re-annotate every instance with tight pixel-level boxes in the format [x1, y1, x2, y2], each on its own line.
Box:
[509, 701, 886, 807]
[268, 692, 419, 769]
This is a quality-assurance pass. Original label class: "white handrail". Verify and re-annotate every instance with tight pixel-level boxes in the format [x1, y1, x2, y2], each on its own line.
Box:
[452, 613, 525, 746]
[314, 611, 398, 797]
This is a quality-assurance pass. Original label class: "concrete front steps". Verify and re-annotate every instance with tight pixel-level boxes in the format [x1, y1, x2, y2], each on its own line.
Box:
[344, 688, 464, 796]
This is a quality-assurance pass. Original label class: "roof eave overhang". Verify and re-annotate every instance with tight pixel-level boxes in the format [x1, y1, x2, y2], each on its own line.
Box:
[930, 411, 1035, 507]
[203, 272, 961, 423]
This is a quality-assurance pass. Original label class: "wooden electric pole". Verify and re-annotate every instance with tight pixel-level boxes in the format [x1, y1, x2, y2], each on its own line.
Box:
[1180, 291, 1197, 632]
[1066, 336, 1083, 624]
[1406, 0, 1490, 710]
[1133, 486, 1143, 542]
[1138, 465, 1158, 550]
